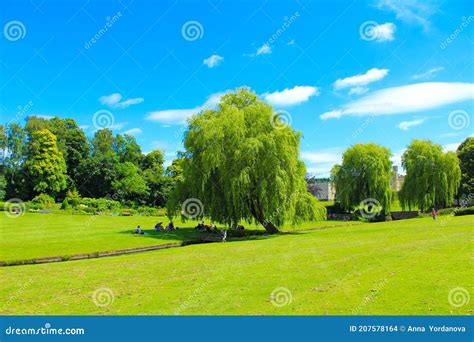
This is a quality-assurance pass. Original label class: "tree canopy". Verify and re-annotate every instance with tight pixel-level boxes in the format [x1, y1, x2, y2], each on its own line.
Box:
[25, 129, 67, 196]
[399, 139, 461, 211]
[167, 88, 325, 233]
[457, 137, 474, 201]
[332, 143, 392, 215]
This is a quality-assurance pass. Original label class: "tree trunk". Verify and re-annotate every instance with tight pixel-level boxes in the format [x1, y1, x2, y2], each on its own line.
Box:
[258, 219, 280, 234]
[248, 199, 280, 234]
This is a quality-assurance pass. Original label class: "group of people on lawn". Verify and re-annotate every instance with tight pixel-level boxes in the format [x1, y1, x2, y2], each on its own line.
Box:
[134, 208, 439, 235]
[133, 222, 176, 235]
[133, 221, 227, 242]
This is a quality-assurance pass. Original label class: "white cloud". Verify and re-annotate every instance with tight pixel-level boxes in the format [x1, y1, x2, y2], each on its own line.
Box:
[256, 43, 272, 55]
[146, 92, 225, 125]
[264, 86, 319, 107]
[99, 93, 122, 107]
[398, 118, 425, 130]
[31, 114, 53, 119]
[116, 98, 144, 109]
[371, 22, 396, 42]
[412, 67, 444, 80]
[301, 149, 343, 177]
[376, 0, 438, 31]
[321, 82, 474, 120]
[109, 122, 127, 130]
[348, 87, 369, 96]
[301, 151, 341, 164]
[99, 93, 144, 109]
[203, 54, 224, 68]
[123, 128, 142, 136]
[93, 122, 127, 132]
[443, 142, 460, 152]
[334, 68, 389, 90]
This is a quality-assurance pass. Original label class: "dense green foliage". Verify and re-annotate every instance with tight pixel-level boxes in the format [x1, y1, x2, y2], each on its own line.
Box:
[332, 143, 392, 214]
[0, 107, 468, 227]
[25, 129, 68, 196]
[168, 88, 325, 233]
[0, 118, 173, 208]
[399, 140, 461, 211]
[457, 137, 474, 200]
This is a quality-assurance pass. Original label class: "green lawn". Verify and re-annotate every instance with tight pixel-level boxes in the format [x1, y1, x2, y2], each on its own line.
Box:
[0, 212, 358, 262]
[0, 214, 472, 315]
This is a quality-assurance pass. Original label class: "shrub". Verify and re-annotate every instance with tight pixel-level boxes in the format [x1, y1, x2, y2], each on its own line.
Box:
[436, 208, 456, 216]
[61, 190, 81, 209]
[455, 206, 474, 216]
[31, 194, 56, 209]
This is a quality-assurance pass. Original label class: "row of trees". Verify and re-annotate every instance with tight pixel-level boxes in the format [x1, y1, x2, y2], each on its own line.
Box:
[1, 88, 471, 232]
[331, 138, 473, 213]
[0, 117, 182, 206]
[1, 89, 325, 233]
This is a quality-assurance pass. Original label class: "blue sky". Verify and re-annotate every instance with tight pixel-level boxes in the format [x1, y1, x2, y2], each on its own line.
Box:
[1, 0, 473, 176]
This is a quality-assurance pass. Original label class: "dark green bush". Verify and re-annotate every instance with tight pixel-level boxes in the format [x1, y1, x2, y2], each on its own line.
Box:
[455, 206, 474, 216]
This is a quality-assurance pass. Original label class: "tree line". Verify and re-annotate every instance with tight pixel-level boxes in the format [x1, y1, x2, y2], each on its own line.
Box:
[331, 137, 473, 214]
[1, 88, 472, 233]
[0, 116, 182, 207]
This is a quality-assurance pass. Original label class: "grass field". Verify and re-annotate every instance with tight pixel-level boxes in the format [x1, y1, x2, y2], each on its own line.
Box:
[0, 213, 359, 262]
[0, 213, 472, 315]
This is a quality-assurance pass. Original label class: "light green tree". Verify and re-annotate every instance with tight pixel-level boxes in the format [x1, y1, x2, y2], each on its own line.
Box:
[168, 88, 325, 233]
[332, 143, 392, 213]
[399, 139, 461, 210]
[112, 162, 149, 201]
[25, 129, 67, 197]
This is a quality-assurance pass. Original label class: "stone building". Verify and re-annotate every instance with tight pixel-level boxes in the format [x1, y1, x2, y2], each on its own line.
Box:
[312, 179, 336, 201]
[390, 166, 405, 191]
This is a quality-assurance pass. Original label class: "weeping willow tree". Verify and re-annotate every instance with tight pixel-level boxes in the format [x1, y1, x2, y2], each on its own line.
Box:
[399, 139, 461, 211]
[167, 88, 325, 234]
[332, 143, 392, 213]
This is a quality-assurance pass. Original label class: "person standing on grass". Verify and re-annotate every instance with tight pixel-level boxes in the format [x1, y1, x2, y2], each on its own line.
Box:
[221, 229, 227, 242]
[432, 207, 437, 221]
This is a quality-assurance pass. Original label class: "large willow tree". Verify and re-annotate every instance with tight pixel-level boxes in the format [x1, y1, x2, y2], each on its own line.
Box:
[332, 143, 392, 213]
[399, 139, 461, 211]
[168, 88, 325, 233]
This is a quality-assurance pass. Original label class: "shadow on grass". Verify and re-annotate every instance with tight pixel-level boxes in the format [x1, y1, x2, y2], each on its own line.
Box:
[118, 226, 279, 243]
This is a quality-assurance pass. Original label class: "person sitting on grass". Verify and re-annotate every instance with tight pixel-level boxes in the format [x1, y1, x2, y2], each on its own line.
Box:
[166, 222, 174, 231]
[134, 225, 144, 234]
[154, 222, 163, 232]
